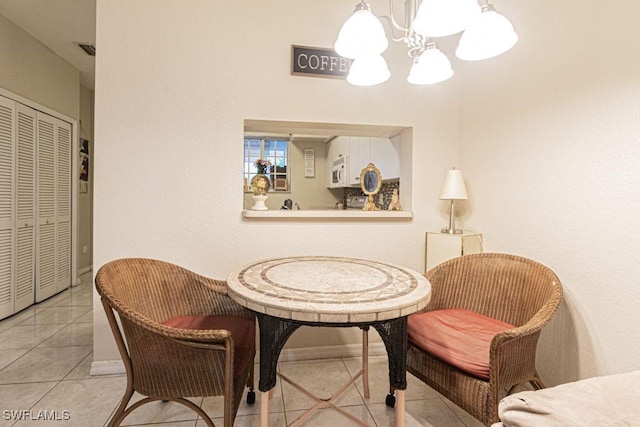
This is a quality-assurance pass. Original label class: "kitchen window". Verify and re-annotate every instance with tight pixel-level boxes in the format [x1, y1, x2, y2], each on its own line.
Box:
[243, 138, 289, 192]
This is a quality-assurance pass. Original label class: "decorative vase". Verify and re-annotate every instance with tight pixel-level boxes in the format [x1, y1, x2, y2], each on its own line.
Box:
[250, 173, 271, 195]
[251, 194, 269, 211]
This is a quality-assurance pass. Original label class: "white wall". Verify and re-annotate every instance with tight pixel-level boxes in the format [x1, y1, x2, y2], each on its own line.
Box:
[0, 13, 79, 120]
[93, 0, 460, 362]
[459, 0, 640, 384]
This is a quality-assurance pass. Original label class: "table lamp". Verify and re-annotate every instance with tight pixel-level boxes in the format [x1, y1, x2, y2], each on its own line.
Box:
[440, 168, 468, 234]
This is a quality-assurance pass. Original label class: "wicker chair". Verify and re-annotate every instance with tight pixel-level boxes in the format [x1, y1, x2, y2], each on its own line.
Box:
[406, 253, 563, 426]
[95, 258, 256, 427]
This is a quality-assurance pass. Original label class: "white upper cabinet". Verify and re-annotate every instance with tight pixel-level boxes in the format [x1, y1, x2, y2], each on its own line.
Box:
[370, 136, 400, 182]
[348, 136, 367, 186]
[328, 134, 401, 188]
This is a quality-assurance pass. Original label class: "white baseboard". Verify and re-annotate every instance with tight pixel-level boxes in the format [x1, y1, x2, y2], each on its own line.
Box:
[90, 360, 125, 376]
[78, 265, 92, 276]
[90, 342, 387, 377]
[274, 342, 386, 363]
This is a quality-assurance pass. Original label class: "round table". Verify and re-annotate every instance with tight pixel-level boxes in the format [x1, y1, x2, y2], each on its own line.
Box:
[227, 256, 431, 427]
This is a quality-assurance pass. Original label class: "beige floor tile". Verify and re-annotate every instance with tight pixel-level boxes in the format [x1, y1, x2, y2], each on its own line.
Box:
[0, 307, 39, 331]
[63, 352, 93, 381]
[72, 310, 93, 324]
[198, 412, 286, 427]
[342, 355, 441, 404]
[68, 292, 93, 306]
[12, 376, 125, 427]
[0, 348, 29, 370]
[18, 306, 92, 326]
[200, 363, 283, 418]
[38, 323, 93, 347]
[369, 399, 467, 427]
[201, 388, 276, 419]
[33, 291, 72, 309]
[0, 323, 66, 350]
[0, 345, 91, 384]
[441, 397, 485, 427]
[119, 393, 203, 426]
[127, 422, 197, 427]
[0, 381, 58, 427]
[278, 359, 364, 412]
[286, 405, 375, 426]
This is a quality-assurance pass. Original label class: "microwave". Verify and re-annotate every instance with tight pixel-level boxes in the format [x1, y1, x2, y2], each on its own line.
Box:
[330, 156, 347, 188]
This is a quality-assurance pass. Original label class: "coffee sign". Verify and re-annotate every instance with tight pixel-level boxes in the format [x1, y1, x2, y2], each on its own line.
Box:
[291, 45, 352, 79]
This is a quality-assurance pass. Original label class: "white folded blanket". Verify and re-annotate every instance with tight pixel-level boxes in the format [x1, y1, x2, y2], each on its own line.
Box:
[494, 370, 640, 427]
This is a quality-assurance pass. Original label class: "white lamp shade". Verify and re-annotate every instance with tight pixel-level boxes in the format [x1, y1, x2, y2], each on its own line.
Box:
[456, 9, 518, 61]
[334, 8, 389, 59]
[347, 55, 391, 86]
[407, 46, 454, 85]
[413, 0, 481, 38]
[439, 169, 468, 200]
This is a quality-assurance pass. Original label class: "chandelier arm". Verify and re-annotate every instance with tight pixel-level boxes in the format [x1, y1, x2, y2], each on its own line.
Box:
[385, 0, 409, 32]
[378, 15, 410, 43]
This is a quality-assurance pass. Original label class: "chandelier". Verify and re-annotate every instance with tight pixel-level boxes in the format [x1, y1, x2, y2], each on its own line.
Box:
[334, 0, 518, 86]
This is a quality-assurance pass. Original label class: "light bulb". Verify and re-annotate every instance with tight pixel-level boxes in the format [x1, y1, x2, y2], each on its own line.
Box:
[347, 54, 391, 86]
[413, 0, 481, 37]
[335, 6, 388, 59]
[408, 46, 454, 85]
[456, 7, 518, 61]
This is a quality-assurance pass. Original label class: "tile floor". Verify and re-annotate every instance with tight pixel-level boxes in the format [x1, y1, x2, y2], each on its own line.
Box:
[0, 272, 484, 427]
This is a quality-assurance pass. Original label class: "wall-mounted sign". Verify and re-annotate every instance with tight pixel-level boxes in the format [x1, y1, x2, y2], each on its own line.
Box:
[291, 45, 352, 79]
[304, 148, 315, 177]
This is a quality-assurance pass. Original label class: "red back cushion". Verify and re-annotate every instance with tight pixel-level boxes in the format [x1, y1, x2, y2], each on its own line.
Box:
[408, 308, 513, 380]
[162, 315, 255, 377]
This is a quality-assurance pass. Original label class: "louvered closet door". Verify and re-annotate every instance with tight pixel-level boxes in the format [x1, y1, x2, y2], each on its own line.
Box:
[15, 104, 36, 311]
[0, 96, 15, 318]
[36, 112, 57, 302]
[55, 119, 71, 292]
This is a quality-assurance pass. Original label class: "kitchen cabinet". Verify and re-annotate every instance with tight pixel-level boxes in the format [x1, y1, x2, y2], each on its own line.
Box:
[327, 136, 349, 187]
[327, 136, 349, 164]
[328, 135, 401, 188]
[370, 136, 400, 182]
[348, 136, 367, 186]
[348, 136, 400, 186]
[425, 232, 483, 272]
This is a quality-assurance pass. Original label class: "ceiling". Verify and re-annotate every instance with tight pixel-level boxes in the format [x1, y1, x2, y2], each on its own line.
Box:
[0, 0, 96, 89]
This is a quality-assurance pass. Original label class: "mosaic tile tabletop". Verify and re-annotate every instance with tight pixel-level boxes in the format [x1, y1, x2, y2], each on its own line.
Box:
[227, 256, 431, 323]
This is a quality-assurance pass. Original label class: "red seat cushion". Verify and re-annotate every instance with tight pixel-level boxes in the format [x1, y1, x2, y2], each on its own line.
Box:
[408, 308, 514, 380]
[162, 315, 255, 377]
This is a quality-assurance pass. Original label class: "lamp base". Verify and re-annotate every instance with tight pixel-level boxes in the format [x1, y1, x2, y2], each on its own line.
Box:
[441, 227, 463, 234]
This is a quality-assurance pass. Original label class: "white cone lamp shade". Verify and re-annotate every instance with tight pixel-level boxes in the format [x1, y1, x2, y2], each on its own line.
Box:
[440, 169, 468, 200]
[335, 7, 389, 59]
[440, 168, 468, 234]
[347, 54, 391, 86]
[413, 0, 481, 38]
[408, 46, 454, 85]
[456, 8, 518, 61]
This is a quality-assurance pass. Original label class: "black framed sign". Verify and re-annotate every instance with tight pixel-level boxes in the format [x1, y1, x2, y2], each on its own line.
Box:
[291, 45, 352, 79]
